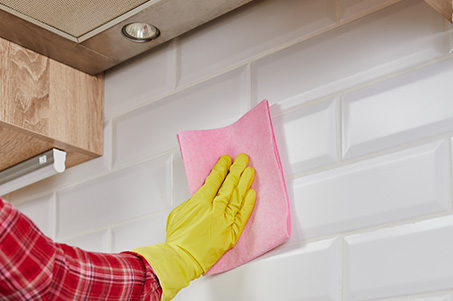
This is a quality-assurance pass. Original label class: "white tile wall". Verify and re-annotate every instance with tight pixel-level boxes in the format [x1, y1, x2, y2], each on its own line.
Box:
[172, 150, 192, 206]
[14, 194, 54, 238]
[176, 239, 339, 301]
[177, 0, 336, 87]
[56, 154, 172, 238]
[290, 140, 450, 241]
[251, 0, 444, 109]
[58, 229, 110, 253]
[344, 216, 453, 300]
[113, 66, 248, 168]
[5, 0, 453, 300]
[104, 43, 175, 120]
[111, 211, 169, 253]
[342, 58, 453, 159]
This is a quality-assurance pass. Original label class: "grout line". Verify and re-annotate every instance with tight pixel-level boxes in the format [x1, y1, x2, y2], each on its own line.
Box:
[286, 134, 453, 181]
[105, 228, 113, 253]
[246, 63, 253, 111]
[376, 289, 453, 300]
[53, 193, 59, 241]
[267, 53, 453, 123]
[282, 55, 453, 118]
[173, 38, 181, 90]
[271, 94, 339, 119]
[56, 227, 111, 244]
[106, 120, 114, 172]
[336, 97, 343, 163]
[449, 136, 453, 211]
[110, 208, 172, 229]
[338, 236, 344, 301]
[105, 64, 248, 121]
[8, 190, 57, 206]
[33, 147, 178, 198]
[294, 209, 453, 247]
[170, 152, 175, 207]
[56, 208, 172, 243]
[49, 192, 57, 240]
[112, 147, 177, 173]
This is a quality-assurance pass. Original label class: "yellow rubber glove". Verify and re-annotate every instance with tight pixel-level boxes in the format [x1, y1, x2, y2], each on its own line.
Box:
[132, 153, 256, 300]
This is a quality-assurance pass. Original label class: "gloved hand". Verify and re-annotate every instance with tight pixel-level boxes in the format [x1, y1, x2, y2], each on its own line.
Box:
[132, 153, 256, 300]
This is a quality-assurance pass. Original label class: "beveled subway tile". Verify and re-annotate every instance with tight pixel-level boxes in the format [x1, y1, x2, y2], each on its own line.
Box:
[104, 43, 174, 120]
[58, 229, 109, 253]
[111, 211, 169, 253]
[272, 99, 338, 175]
[252, 0, 444, 109]
[344, 216, 453, 300]
[289, 141, 450, 241]
[113, 67, 248, 168]
[177, 239, 339, 301]
[342, 58, 453, 159]
[14, 194, 54, 238]
[178, 0, 336, 87]
[56, 154, 172, 238]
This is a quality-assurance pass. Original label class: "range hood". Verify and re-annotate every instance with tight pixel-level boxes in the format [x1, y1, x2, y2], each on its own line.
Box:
[0, 0, 252, 75]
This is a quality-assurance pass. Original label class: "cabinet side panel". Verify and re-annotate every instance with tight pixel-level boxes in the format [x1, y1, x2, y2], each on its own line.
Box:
[424, 0, 452, 22]
[49, 60, 103, 156]
[3, 42, 50, 135]
[0, 38, 8, 121]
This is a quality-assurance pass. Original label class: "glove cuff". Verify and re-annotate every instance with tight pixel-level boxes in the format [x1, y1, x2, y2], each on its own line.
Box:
[132, 243, 203, 300]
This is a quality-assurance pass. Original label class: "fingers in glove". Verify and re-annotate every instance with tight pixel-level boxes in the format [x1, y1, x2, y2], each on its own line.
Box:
[231, 189, 256, 242]
[225, 166, 255, 221]
[214, 153, 249, 209]
[195, 155, 232, 203]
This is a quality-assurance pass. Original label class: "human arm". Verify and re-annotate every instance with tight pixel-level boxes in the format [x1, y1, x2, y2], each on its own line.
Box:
[0, 198, 162, 300]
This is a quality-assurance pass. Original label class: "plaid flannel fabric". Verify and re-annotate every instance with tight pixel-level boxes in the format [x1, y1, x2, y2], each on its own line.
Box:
[0, 199, 162, 300]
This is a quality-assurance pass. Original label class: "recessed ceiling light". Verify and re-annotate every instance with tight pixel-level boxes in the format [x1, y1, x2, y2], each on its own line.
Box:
[121, 23, 160, 42]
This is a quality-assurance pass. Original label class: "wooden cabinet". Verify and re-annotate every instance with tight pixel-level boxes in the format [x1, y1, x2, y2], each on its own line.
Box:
[0, 38, 103, 172]
[424, 0, 452, 23]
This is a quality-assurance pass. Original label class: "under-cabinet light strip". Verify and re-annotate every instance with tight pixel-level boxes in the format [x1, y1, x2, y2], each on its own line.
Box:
[0, 148, 66, 196]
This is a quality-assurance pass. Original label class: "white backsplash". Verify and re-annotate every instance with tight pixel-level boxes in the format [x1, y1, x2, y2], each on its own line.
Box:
[7, 0, 453, 300]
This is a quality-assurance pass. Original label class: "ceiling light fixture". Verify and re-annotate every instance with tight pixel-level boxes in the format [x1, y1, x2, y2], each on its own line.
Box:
[121, 23, 160, 42]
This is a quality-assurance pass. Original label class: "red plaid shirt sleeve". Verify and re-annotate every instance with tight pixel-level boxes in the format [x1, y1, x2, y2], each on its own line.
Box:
[0, 198, 162, 300]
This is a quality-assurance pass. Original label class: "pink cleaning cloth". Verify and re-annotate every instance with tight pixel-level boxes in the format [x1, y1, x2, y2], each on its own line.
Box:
[177, 100, 291, 275]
